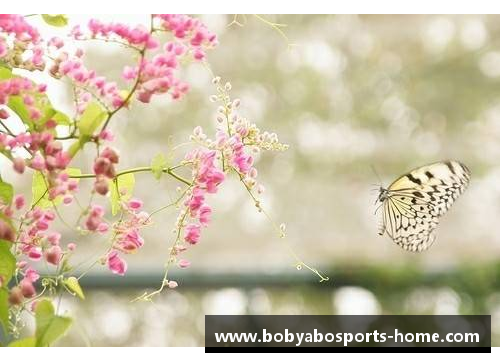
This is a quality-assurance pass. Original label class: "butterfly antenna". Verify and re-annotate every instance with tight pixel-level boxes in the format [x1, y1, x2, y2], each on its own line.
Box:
[370, 164, 383, 187]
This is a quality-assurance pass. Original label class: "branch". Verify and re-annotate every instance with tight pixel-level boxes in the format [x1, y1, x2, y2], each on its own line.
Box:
[69, 165, 192, 186]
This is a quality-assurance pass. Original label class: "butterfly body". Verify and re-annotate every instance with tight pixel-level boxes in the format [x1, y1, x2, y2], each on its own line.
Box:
[376, 160, 471, 252]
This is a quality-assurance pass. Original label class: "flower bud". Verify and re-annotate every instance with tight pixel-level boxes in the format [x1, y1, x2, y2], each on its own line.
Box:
[20, 279, 36, 298]
[178, 259, 191, 269]
[0, 108, 9, 119]
[167, 280, 178, 289]
[94, 177, 109, 195]
[93, 157, 112, 175]
[13, 157, 26, 174]
[101, 147, 119, 164]
[44, 245, 62, 265]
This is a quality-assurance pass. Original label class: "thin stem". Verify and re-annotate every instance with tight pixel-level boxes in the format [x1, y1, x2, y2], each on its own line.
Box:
[252, 15, 295, 49]
[69, 165, 191, 186]
[232, 166, 330, 283]
[99, 15, 154, 133]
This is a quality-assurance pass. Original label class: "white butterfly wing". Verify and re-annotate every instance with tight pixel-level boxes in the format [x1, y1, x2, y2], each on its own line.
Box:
[380, 160, 471, 252]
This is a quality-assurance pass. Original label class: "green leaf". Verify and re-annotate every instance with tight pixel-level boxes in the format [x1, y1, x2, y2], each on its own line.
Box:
[52, 111, 71, 126]
[7, 91, 71, 130]
[0, 177, 13, 205]
[7, 96, 32, 125]
[151, 152, 168, 180]
[41, 14, 69, 27]
[0, 288, 9, 336]
[0, 240, 15, 335]
[78, 102, 107, 137]
[110, 173, 135, 216]
[8, 337, 37, 347]
[68, 102, 107, 158]
[67, 136, 90, 158]
[31, 171, 48, 208]
[31, 168, 81, 209]
[0, 65, 12, 80]
[64, 277, 85, 300]
[35, 299, 72, 347]
[0, 240, 15, 287]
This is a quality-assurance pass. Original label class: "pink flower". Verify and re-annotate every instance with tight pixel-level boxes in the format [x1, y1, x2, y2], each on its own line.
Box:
[107, 251, 127, 276]
[122, 66, 137, 80]
[30, 153, 45, 171]
[93, 157, 113, 176]
[14, 195, 25, 210]
[67, 243, 77, 251]
[128, 198, 143, 210]
[117, 229, 144, 252]
[191, 149, 225, 193]
[47, 232, 61, 245]
[100, 147, 119, 163]
[0, 15, 40, 43]
[94, 176, 109, 195]
[233, 154, 253, 174]
[199, 205, 212, 226]
[178, 259, 191, 268]
[27, 247, 42, 261]
[25, 267, 40, 282]
[167, 280, 178, 289]
[44, 245, 62, 265]
[99, 129, 114, 142]
[0, 108, 9, 119]
[85, 204, 108, 232]
[186, 187, 204, 214]
[97, 222, 109, 234]
[48, 36, 64, 49]
[20, 278, 36, 298]
[184, 223, 201, 245]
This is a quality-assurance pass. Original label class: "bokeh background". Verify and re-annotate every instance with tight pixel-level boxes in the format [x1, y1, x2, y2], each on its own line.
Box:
[3, 14, 500, 346]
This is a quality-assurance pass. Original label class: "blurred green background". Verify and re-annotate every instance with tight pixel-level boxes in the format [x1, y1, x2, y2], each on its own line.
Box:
[3, 14, 500, 346]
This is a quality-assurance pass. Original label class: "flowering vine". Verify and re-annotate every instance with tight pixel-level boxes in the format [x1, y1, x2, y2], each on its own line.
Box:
[0, 14, 327, 347]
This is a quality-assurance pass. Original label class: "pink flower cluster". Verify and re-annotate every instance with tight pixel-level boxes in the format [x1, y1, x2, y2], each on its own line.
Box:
[18, 265, 40, 299]
[105, 198, 150, 275]
[126, 43, 190, 102]
[1, 128, 77, 204]
[92, 146, 119, 195]
[48, 49, 124, 112]
[18, 207, 57, 261]
[0, 77, 36, 108]
[153, 14, 218, 60]
[228, 134, 254, 174]
[84, 204, 108, 233]
[75, 19, 159, 50]
[186, 148, 225, 193]
[4, 202, 75, 306]
[180, 148, 224, 247]
[7, 200, 76, 294]
[7, 263, 40, 305]
[0, 14, 40, 44]
[28, 135, 71, 172]
[35, 14, 219, 112]
[0, 15, 42, 68]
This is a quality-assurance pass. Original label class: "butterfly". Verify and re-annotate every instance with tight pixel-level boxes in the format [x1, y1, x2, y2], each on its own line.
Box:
[375, 160, 471, 252]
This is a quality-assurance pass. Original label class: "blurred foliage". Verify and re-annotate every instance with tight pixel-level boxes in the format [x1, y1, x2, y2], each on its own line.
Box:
[28, 261, 500, 346]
